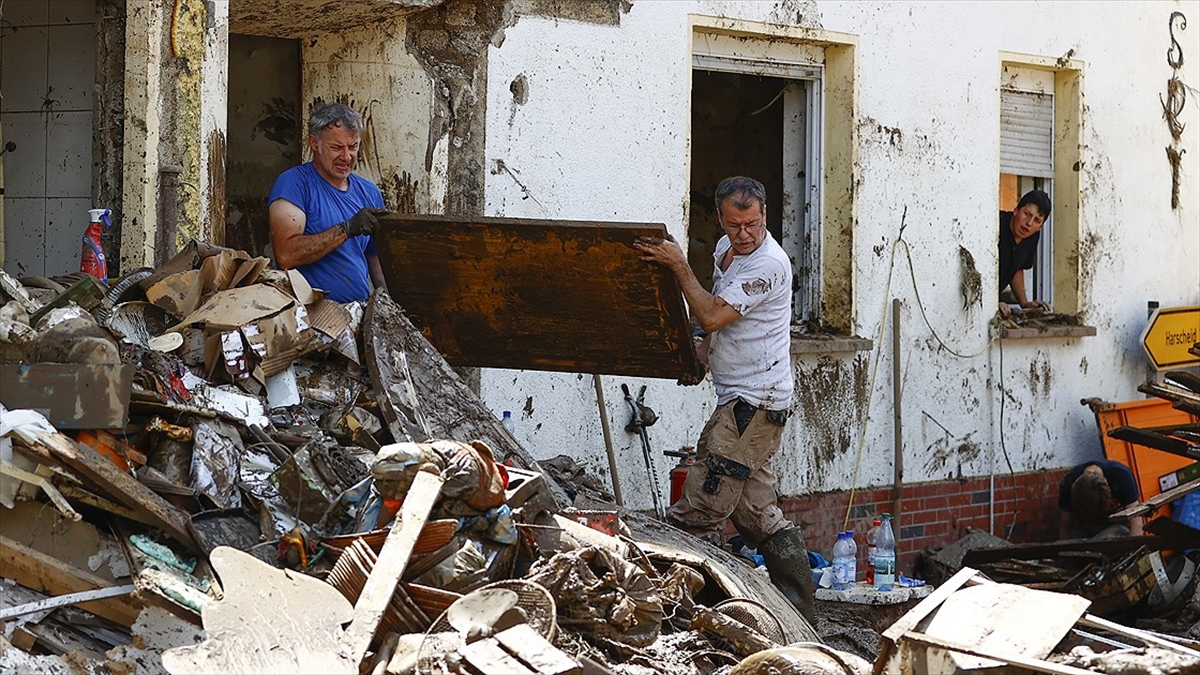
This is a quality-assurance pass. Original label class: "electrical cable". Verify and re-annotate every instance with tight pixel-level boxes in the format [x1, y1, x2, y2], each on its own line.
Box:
[841, 227, 999, 530]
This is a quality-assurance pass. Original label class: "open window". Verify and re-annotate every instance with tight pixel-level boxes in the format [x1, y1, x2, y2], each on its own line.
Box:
[999, 55, 1083, 316]
[689, 18, 857, 335]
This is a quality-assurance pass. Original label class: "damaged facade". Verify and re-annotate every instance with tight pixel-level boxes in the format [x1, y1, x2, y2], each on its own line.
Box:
[2, 0, 1199, 563]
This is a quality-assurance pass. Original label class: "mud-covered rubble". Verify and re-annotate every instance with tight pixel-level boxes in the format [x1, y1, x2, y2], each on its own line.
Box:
[2, 242, 1198, 675]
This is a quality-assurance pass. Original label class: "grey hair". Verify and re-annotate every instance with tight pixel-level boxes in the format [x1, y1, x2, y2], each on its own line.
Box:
[715, 176, 767, 212]
[308, 103, 363, 136]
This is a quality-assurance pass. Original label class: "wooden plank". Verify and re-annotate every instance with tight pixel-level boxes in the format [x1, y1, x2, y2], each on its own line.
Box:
[23, 432, 198, 550]
[963, 537, 1169, 566]
[881, 566, 981, 642]
[899, 630, 1099, 675]
[0, 364, 133, 430]
[0, 584, 136, 620]
[1078, 614, 1200, 657]
[1166, 371, 1200, 394]
[373, 214, 703, 383]
[340, 470, 444, 664]
[0, 534, 141, 627]
[460, 637, 537, 675]
[1111, 478, 1200, 519]
[920, 582, 1090, 670]
[494, 624, 582, 675]
[1108, 426, 1200, 459]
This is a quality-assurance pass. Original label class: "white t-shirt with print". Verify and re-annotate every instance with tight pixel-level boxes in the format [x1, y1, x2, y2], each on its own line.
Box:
[708, 232, 793, 410]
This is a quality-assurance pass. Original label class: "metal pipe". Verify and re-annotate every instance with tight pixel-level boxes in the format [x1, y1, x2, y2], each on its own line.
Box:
[593, 374, 623, 505]
[157, 164, 183, 265]
[892, 298, 903, 532]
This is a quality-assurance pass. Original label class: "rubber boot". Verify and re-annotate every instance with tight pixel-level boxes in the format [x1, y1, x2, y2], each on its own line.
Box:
[757, 527, 818, 626]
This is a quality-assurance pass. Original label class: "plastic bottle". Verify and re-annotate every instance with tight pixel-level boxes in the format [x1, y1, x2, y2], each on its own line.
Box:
[865, 518, 882, 585]
[80, 208, 112, 282]
[831, 531, 854, 590]
[845, 530, 858, 584]
[501, 411, 515, 434]
[874, 513, 896, 592]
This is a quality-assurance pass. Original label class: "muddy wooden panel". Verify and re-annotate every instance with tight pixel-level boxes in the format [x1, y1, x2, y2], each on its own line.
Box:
[0, 364, 133, 429]
[374, 215, 703, 382]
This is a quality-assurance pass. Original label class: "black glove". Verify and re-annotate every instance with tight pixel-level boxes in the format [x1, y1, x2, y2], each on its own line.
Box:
[341, 207, 389, 238]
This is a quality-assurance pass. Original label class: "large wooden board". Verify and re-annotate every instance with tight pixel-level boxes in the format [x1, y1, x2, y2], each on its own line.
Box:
[374, 215, 703, 383]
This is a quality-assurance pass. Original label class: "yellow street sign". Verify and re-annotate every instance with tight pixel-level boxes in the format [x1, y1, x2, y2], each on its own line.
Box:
[1141, 305, 1200, 370]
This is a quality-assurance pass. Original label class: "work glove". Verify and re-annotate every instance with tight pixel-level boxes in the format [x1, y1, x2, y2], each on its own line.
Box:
[341, 207, 390, 238]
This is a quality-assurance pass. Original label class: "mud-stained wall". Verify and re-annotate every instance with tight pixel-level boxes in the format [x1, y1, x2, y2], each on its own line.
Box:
[477, 0, 1200, 512]
[226, 35, 301, 257]
[301, 18, 438, 214]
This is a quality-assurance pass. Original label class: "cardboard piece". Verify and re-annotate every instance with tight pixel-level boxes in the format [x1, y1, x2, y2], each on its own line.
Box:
[171, 285, 295, 333]
[146, 270, 203, 319]
[0, 363, 133, 429]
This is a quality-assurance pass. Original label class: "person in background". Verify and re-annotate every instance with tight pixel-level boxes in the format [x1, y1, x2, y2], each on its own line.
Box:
[1058, 459, 1144, 539]
[635, 176, 815, 625]
[269, 103, 389, 303]
[998, 189, 1051, 318]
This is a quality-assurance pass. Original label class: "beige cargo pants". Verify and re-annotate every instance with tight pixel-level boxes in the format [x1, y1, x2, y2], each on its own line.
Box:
[666, 401, 792, 549]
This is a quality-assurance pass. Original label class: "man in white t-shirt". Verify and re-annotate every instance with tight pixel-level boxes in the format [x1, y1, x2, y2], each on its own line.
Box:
[635, 176, 814, 625]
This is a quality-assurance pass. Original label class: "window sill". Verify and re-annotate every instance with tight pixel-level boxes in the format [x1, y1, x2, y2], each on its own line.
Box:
[998, 325, 1097, 340]
[790, 331, 874, 354]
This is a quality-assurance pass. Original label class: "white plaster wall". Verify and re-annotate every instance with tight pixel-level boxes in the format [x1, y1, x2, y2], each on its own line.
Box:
[478, 0, 1200, 512]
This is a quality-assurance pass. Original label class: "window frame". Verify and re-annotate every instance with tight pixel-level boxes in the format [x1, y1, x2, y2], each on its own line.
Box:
[688, 16, 858, 335]
[999, 53, 1084, 316]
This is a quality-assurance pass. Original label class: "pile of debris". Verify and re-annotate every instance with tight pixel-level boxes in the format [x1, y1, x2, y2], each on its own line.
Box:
[0, 243, 858, 675]
[2, 241, 1198, 675]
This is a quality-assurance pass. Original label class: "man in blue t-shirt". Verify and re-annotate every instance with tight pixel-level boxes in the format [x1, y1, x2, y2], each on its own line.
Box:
[268, 103, 389, 303]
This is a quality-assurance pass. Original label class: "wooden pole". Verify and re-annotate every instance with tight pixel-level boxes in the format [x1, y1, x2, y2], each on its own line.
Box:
[593, 374, 623, 505]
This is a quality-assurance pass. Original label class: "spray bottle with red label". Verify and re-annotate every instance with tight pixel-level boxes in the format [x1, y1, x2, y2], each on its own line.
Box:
[80, 208, 112, 283]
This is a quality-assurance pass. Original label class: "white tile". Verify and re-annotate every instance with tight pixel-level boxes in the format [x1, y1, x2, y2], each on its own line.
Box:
[0, 24, 49, 112]
[47, 23, 94, 111]
[44, 196, 90, 276]
[0, 111, 47, 197]
[47, 0, 94, 25]
[46, 110, 90, 197]
[1, 0, 49, 28]
[1, 197, 46, 276]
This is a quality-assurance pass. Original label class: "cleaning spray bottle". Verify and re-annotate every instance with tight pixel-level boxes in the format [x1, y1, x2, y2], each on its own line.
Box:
[80, 208, 112, 283]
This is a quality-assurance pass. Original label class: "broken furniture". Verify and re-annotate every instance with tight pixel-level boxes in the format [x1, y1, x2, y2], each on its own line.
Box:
[875, 566, 1200, 675]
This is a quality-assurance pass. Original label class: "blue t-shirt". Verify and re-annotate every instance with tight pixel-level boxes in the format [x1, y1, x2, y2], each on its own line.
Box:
[268, 163, 384, 303]
[1058, 459, 1140, 511]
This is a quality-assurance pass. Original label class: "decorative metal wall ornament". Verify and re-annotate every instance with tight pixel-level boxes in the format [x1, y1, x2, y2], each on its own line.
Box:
[1162, 11, 1188, 208]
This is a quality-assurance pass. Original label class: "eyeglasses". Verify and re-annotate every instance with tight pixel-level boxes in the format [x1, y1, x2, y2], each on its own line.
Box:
[722, 221, 763, 234]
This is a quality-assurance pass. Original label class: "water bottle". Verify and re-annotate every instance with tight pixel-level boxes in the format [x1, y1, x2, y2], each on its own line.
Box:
[844, 530, 857, 586]
[831, 532, 854, 590]
[875, 513, 896, 592]
[501, 410, 515, 434]
[866, 518, 882, 585]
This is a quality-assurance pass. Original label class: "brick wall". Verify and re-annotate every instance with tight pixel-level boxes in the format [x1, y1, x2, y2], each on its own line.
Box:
[730, 468, 1070, 575]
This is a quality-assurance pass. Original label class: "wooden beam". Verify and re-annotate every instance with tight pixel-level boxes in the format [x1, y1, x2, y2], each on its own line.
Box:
[20, 432, 198, 550]
[1110, 478, 1200, 519]
[0, 534, 141, 627]
[0, 584, 136, 620]
[339, 470, 443, 663]
[1106, 426, 1199, 459]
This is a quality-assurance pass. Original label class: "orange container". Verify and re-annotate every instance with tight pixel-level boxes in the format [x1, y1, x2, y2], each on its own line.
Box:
[1088, 397, 1198, 522]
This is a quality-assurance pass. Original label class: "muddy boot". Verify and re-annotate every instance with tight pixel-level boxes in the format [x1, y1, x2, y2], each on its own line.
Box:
[757, 527, 818, 626]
